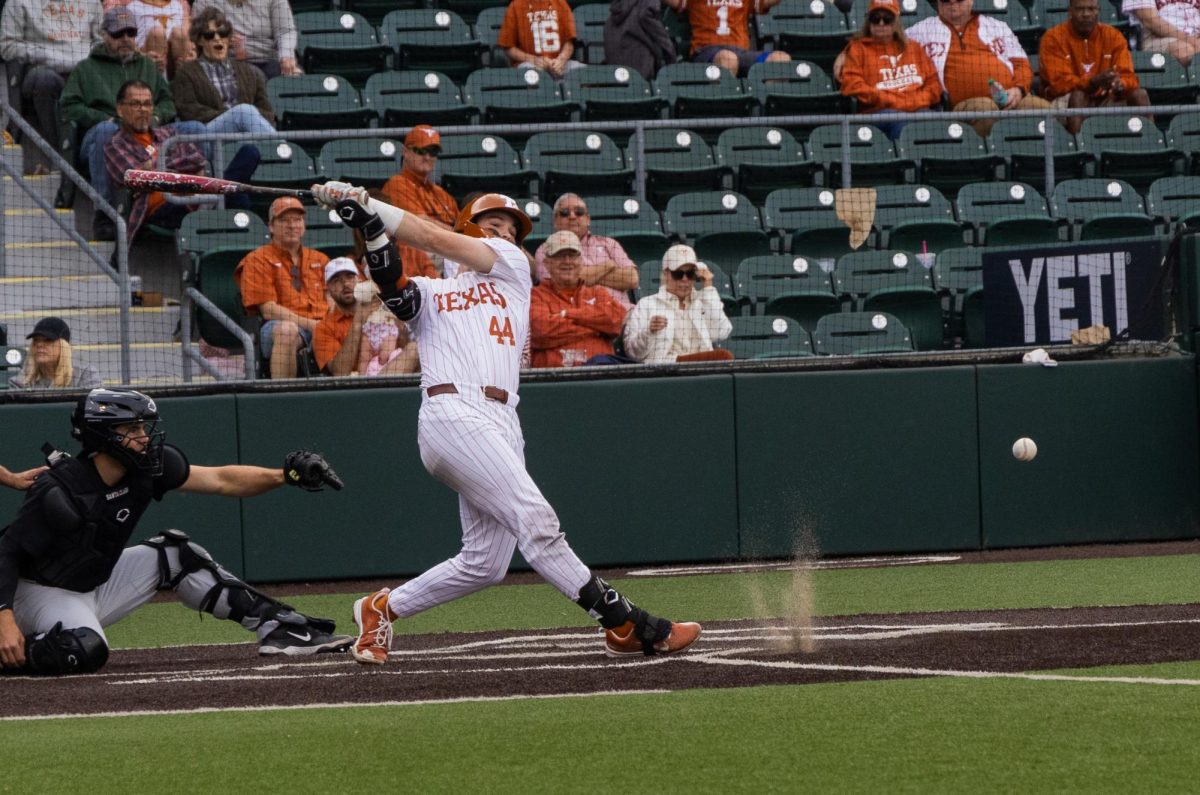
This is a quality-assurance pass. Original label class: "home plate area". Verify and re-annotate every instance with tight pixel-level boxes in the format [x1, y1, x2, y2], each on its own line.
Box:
[3, 603, 1199, 719]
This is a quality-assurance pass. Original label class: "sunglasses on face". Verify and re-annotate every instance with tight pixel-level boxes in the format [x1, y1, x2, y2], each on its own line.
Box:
[409, 146, 440, 157]
[557, 207, 588, 217]
[939, 0, 967, 5]
[669, 269, 698, 280]
[869, 14, 895, 23]
[201, 28, 232, 40]
[110, 28, 138, 39]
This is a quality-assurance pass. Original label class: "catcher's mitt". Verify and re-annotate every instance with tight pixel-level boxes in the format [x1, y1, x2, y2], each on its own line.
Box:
[283, 450, 344, 492]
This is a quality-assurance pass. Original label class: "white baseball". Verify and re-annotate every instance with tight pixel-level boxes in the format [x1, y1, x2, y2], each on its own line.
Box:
[1012, 437, 1038, 462]
[354, 281, 377, 303]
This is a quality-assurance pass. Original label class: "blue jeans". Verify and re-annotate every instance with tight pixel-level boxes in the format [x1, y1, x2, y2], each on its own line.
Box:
[81, 119, 119, 204]
[872, 108, 933, 141]
[174, 104, 275, 162]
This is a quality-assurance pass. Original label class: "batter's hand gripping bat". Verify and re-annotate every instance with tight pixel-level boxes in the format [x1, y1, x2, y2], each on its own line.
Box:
[123, 169, 312, 199]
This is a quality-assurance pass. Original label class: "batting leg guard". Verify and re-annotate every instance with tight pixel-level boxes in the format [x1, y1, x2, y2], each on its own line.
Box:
[139, 530, 337, 635]
[18, 622, 109, 675]
[576, 574, 672, 655]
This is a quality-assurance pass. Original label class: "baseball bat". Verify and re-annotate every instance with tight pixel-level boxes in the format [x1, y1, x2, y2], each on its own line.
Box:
[123, 169, 313, 199]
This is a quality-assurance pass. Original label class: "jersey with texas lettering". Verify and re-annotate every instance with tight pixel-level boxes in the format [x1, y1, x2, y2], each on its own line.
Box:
[497, 0, 577, 58]
[686, 0, 754, 53]
[407, 238, 530, 395]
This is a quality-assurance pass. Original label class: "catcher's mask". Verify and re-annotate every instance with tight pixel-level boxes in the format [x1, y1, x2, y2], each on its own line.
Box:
[453, 193, 532, 245]
[71, 387, 166, 476]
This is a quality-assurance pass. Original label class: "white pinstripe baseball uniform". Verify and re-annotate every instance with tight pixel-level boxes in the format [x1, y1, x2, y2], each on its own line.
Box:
[386, 237, 592, 618]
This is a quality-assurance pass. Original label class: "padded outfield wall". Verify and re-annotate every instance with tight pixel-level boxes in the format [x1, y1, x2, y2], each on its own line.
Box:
[0, 355, 1196, 582]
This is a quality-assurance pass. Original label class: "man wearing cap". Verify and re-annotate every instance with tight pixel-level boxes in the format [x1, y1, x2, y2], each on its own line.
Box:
[235, 197, 329, 379]
[623, 244, 732, 365]
[61, 7, 175, 240]
[534, 193, 638, 311]
[9, 317, 103, 390]
[529, 230, 629, 368]
[1040, 0, 1149, 134]
[104, 79, 261, 244]
[379, 125, 459, 278]
[312, 257, 417, 377]
[661, 0, 790, 78]
[0, 0, 101, 175]
[907, 0, 1050, 136]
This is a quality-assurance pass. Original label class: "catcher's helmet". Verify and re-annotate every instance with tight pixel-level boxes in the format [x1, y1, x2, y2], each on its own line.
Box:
[71, 387, 166, 476]
[454, 193, 532, 245]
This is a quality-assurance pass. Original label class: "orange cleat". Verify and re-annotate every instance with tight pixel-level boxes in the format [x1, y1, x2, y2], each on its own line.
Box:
[351, 588, 394, 665]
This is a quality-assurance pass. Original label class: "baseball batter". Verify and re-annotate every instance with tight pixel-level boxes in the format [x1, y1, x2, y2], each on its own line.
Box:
[309, 181, 702, 664]
[0, 388, 350, 675]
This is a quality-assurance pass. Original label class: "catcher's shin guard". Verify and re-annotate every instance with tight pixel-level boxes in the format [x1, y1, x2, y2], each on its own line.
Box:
[6, 622, 110, 675]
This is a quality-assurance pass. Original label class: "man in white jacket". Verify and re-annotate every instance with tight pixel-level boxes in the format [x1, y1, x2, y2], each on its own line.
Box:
[623, 244, 732, 364]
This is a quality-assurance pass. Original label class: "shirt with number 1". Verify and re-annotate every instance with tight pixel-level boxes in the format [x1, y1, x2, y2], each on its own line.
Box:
[497, 0, 577, 58]
[685, 0, 753, 55]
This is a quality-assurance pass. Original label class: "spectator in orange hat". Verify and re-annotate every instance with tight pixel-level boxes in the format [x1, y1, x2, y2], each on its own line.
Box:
[234, 196, 329, 379]
[1040, 0, 1149, 134]
[497, 0, 584, 78]
[662, 0, 791, 77]
[838, 0, 942, 140]
[907, 0, 1051, 136]
[379, 125, 459, 277]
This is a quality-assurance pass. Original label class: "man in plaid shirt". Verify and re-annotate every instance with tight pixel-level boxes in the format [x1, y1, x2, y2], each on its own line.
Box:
[105, 78, 259, 243]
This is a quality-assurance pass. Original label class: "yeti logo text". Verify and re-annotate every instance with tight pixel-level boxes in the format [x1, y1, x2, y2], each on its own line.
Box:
[1007, 251, 1130, 342]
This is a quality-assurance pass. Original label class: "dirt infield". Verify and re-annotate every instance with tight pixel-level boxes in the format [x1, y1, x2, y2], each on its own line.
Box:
[3, 602, 1199, 719]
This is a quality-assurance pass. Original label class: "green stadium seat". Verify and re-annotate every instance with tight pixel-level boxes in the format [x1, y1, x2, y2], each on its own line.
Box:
[222, 139, 316, 219]
[754, 0, 850, 73]
[463, 68, 578, 132]
[989, 116, 1089, 195]
[653, 62, 757, 121]
[897, 0, 938, 25]
[716, 316, 815, 359]
[302, 206, 356, 258]
[473, 5, 510, 67]
[1078, 114, 1185, 193]
[573, 3, 610, 64]
[294, 11, 391, 87]
[931, 246, 983, 343]
[700, 261, 740, 315]
[638, 258, 665, 299]
[807, 123, 913, 188]
[812, 311, 915, 355]
[869, 184, 962, 253]
[896, 119, 1003, 197]
[834, 250, 943, 350]
[380, 9, 487, 82]
[744, 61, 851, 123]
[762, 187, 856, 260]
[972, 0, 1042, 52]
[584, 195, 671, 264]
[317, 139, 402, 189]
[664, 190, 769, 250]
[561, 65, 666, 121]
[362, 70, 479, 128]
[437, 133, 537, 204]
[1132, 51, 1198, 105]
[341, 0, 424, 27]
[524, 131, 633, 200]
[734, 254, 840, 330]
[637, 128, 729, 209]
[266, 75, 375, 139]
[1146, 175, 1200, 230]
[1166, 112, 1200, 175]
[177, 207, 270, 256]
[715, 126, 820, 205]
[955, 181, 1061, 246]
[1050, 178, 1156, 240]
[518, 197, 554, 251]
[446, 0, 510, 26]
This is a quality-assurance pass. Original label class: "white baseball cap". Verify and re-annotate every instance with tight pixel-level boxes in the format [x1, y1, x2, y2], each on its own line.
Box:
[662, 244, 699, 272]
[323, 257, 359, 283]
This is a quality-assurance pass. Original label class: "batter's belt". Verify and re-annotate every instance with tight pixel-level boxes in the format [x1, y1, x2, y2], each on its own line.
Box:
[427, 383, 510, 405]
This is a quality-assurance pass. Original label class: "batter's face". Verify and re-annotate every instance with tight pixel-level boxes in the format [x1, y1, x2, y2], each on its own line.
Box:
[475, 211, 518, 244]
[327, 272, 358, 309]
[546, 249, 583, 287]
[937, 0, 973, 28]
[199, 19, 233, 62]
[1068, 0, 1099, 36]
[270, 210, 306, 248]
[116, 86, 154, 133]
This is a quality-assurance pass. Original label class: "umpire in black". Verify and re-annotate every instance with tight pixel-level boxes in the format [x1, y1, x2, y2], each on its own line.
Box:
[0, 387, 348, 675]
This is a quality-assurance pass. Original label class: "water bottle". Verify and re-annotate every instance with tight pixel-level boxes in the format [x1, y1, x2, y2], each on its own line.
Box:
[988, 79, 1009, 107]
[131, 275, 143, 307]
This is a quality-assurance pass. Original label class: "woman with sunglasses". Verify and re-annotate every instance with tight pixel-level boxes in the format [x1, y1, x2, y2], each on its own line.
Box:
[171, 7, 276, 128]
[837, 0, 942, 140]
[623, 244, 732, 364]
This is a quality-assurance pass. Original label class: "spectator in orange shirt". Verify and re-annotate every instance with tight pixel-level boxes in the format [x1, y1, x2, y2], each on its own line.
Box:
[497, 0, 584, 78]
[1040, 0, 1149, 134]
[838, 0, 942, 140]
[662, 0, 790, 77]
[378, 126, 459, 278]
[907, 0, 1050, 136]
[312, 257, 417, 377]
[234, 196, 329, 379]
[530, 230, 629, 368]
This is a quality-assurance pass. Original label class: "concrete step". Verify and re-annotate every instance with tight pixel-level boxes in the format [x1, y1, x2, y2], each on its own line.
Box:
[0, 274, 127, 311]
[0, 305, 180, 344]
[3, 173, 61, 209]
[73, 342, 228, 384]
[4, 208, 79, 244]
[2, 144, 23, 174]
[2, 240, 116, 277]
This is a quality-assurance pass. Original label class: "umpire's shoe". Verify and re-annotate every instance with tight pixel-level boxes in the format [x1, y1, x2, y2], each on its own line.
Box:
[258, 623, 354, 656]
[350, 588, 394, 665]
[605, 618, 702, 657]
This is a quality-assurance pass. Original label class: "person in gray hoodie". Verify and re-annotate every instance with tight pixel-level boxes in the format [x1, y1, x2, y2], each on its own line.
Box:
[0, 0, 101, 174]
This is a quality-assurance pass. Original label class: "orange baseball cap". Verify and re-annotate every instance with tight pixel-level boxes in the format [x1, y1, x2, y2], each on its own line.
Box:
[868, 0, 900, 16]
[404, 125, 441, 149]
[268, 196, 305, 222]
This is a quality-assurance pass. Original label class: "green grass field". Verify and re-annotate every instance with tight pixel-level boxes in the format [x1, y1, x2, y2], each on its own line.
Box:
[3, 553, 1199, 793]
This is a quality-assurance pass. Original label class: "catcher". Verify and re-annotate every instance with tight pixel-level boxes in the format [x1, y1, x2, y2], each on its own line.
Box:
[0, 387, 349, 676]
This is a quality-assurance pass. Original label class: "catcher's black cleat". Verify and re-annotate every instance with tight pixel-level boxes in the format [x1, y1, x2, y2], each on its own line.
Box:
[258, 624, 353, 656]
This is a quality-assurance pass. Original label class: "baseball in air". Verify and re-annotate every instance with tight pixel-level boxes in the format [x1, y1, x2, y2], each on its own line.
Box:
[1012, 437, 1038, 462]
[354, 281, 377, 303]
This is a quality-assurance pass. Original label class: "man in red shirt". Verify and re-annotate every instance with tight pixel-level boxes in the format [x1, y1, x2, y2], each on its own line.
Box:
[234, 196, 328, 379]
[497, 0, 584, 78]
[663, 0, 790, 77]
[1040, 0, 1149, 134]
[529, 230, 628, 368]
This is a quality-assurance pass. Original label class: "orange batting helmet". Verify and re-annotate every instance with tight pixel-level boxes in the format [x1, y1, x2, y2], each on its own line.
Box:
[453, 193, 532, 245]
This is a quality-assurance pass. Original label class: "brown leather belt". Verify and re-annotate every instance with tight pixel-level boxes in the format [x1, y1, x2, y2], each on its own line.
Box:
[426, 383, 509, 405]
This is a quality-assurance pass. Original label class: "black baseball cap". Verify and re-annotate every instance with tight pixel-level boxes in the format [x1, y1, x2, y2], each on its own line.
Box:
[26, 316, 71, 342]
